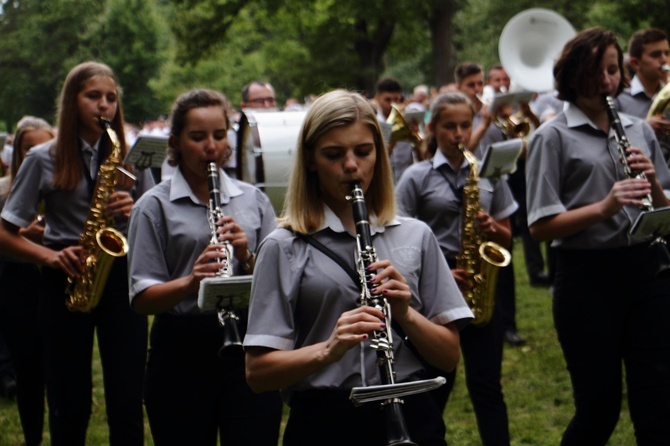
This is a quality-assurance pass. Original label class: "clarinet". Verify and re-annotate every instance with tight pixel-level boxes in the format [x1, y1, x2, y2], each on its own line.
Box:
[207, 163, 244, 355]
[604, 96, 670, 277]
[347, 181, 416, 446]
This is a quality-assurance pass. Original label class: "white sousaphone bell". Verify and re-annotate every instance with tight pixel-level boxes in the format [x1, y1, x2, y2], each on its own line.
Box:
[499, 8, 576, 92]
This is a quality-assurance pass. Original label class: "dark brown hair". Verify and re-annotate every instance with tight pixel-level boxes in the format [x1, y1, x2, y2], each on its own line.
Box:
[554, 27, 628, 103]
[167, 89, 231, 166]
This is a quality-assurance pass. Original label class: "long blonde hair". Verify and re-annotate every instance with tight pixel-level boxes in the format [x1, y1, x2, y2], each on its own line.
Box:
[279, 89, 396, 233]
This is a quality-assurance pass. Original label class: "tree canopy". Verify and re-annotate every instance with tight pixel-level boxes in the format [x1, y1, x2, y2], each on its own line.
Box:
[0, 0, 667, 131]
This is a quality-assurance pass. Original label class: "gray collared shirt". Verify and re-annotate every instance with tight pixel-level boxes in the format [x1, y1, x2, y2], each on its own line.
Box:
[616, 75, 662, 119]
[127, 166, 276, 314]
[244, 207, 472, 401]
[1, 139, 154, 248]
[395, 150, 518, 257]
[526, 102, 670, 249]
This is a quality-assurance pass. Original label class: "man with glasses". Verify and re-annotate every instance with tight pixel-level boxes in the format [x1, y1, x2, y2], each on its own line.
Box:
[241, 81, 277, 110]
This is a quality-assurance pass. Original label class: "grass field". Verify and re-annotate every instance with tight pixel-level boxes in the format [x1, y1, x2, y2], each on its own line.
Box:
[0, 241, 634, 445]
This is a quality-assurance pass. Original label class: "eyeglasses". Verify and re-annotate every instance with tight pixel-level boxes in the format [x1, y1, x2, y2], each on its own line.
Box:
[248, 97, 276, 106]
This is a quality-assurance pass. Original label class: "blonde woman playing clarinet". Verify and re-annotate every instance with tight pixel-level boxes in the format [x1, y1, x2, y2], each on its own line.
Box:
[244, 89, 472, 446]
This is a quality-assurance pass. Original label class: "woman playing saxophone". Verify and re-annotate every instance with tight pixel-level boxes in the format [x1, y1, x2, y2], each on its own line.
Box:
[244, 89, 472, 446]
[0, 61, 153, 445]
[395, 91, 517, 445]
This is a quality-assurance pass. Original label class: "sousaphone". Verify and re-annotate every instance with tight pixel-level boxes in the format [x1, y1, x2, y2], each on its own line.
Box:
[499, 9, 576, 92]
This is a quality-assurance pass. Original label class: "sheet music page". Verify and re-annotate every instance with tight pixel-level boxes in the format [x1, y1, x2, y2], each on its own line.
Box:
[123, 134, 168, 169]
[630, 207, 670, 238]
[479, 139, 524, 178]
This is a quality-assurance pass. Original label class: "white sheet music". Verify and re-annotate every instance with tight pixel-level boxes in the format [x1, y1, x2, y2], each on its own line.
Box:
[123, 135, 168, 169]
[479, 139, 524, 179]
[197, 275, 252, 312]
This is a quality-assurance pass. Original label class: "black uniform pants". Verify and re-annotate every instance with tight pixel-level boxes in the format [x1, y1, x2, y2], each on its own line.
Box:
[40, 259, 147, 446]
[554, 246, 670, 445]
[0, 262, 45, 446]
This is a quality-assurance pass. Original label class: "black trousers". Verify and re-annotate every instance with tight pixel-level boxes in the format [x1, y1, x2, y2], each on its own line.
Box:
[285, 389, 446, 446]
[554, 245, 670, 445]
[0, 262, 45, 446]
[40, 259, 147, 446]
[429, 257, 510, 445]
[144, 313, 283, 446]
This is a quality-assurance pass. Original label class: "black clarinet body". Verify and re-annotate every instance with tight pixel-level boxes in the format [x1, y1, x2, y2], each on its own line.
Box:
[206, 163, 244, 356]
[604, 96, 670, 277]
[348, 182, 416, 446]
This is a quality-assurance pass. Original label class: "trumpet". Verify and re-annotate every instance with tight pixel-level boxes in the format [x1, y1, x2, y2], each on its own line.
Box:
[206, 162, 244, 356]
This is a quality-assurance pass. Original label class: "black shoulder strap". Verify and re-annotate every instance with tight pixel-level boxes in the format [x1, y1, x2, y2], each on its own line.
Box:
[294, 231, 420, 358]
[295, 232, 361, 289]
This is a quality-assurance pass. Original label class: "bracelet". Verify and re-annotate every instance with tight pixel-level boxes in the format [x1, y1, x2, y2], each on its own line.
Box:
[242, 249, 254, 272]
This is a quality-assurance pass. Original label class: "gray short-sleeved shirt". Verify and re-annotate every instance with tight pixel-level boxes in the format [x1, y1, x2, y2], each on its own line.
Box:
[395, 150, 518, 257]
[615, 76, 657, 119]
[1, 139, 154, 248]
[526, 102, 670, 249]
[127, 166, 276, 314]
[244, 207, 472, 400]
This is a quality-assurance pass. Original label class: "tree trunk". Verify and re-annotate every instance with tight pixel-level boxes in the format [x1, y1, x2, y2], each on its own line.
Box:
[428, 0, 457, 88]
[353, 18, 396, 97]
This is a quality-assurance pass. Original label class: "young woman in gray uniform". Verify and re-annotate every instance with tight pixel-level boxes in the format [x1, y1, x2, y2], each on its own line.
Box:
[395, 92, 517, 446]
[127, 89, 282, 445]
[244, 89, 472, 446]
[0, 116, 54, 446]
[526, 27, 670, 444]
[0, 62, 151, 445]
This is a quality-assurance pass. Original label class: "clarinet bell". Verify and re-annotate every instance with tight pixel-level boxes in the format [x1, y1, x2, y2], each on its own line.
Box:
[217, 309, 244, 357]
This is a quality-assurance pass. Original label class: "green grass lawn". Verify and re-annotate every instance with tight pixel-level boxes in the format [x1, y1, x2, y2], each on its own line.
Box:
[0, 241, 634, 445]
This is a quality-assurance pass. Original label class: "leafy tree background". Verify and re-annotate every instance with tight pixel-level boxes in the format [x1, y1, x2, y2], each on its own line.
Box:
[0, 0, 667, 131]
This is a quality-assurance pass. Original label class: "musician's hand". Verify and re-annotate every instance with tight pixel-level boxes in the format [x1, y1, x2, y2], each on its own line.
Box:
[476, 211, 497, 235]
[323, 306, 387, 363]
[215, 215, 250, 262]
[19, 218, 45, 244]
[647, 115, 670, 136]
[450, 267, 471, 291]
[366, 259, 412, 320]
[603, 178, 652, 215]
[48, 246, 84, 278]
[185, 244, 230, 292]
[627, 146, 657, 183]
[106, 191, 134, 219]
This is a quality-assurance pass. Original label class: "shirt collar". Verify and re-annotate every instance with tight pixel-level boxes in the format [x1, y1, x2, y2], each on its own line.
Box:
[79, 137, 101, 154]
[629, 75, 664, 99]
[564, 101, 635, 131]
[432, 148, 471, 172]
[169, 165, 243, 204]
[314, 204, 400, 235]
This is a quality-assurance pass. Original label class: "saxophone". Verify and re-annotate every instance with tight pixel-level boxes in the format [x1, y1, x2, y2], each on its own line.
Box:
[205, 162, 243, 356]
[66, 117, 129, 312]
[456, 145, 511, 326]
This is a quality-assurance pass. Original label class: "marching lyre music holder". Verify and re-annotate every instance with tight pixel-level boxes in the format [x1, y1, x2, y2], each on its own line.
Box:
[197, 275, 252, 313]
[478, 138, 524, 182]
[630, 207, 670, 240]
[123, 134, 169, 170]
